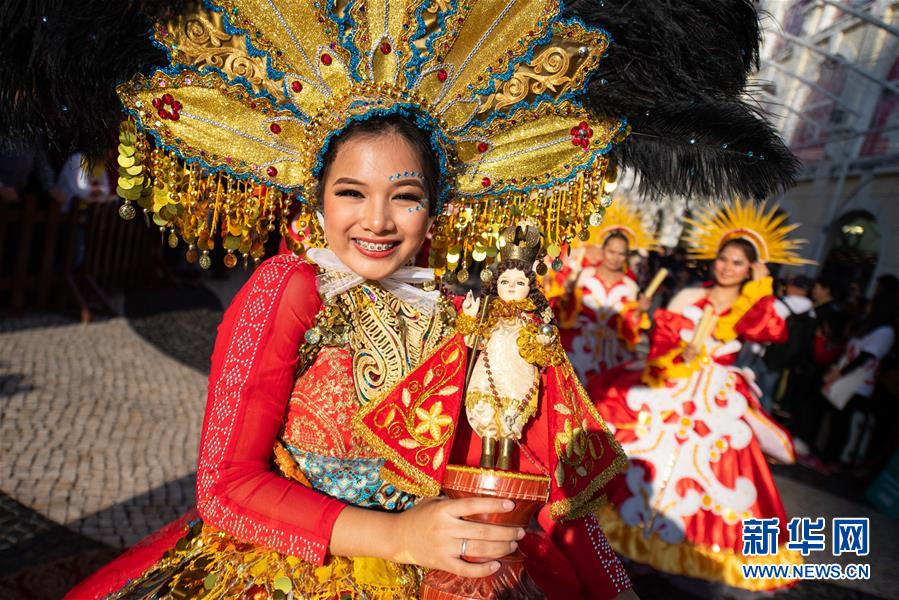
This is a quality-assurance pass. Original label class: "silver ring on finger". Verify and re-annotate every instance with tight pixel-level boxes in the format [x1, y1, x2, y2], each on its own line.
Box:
[460, 538, 469, 559]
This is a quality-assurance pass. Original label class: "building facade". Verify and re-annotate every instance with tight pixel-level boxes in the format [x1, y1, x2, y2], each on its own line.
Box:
[759, 0, 899, 291]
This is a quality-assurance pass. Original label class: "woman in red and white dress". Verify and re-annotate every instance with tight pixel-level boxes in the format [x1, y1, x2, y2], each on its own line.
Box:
[553, 203, 655, 382]
[589, 201, 810, 592]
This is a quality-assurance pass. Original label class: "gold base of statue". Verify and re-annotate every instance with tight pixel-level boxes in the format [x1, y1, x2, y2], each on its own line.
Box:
[419, 465, 550, 600]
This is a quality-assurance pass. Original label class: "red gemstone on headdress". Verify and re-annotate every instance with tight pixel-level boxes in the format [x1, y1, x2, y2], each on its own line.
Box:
[321, 53, 332, 65]
[436, 68, 448, 82]
[170, 112, 180, 121]
[172, 100, 183, 111]
[477, 142, 488, 153]
[481, 177, 491, 188]
[267, 166, 278, 177]
[152, 98, 163, 109]
[270, 123, 281, 134]
[380, 41, 392, 54]
[291, 81, 303, 92]
[158, 109, 169, 119]
[162, 93, 174, 105]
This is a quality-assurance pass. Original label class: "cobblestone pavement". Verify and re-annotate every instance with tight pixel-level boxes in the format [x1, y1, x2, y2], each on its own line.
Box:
[1, 304, 897, 599]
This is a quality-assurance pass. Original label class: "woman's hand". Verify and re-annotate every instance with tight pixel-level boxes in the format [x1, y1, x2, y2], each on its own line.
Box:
[391, 497, 523, 577]
[823, 365, 840, 387]
[636, 294, 652, 313]
[681, 344, 700, 363]
[462, 291, 481, 318]
[750, 261, 769, 281]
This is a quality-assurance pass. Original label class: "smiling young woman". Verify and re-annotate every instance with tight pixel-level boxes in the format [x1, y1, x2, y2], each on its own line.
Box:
[68, 114, 637, 600]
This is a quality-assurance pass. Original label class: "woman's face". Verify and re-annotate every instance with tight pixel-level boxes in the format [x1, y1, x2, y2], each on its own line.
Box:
[713, 244, 752, 288]
[600, 237, 629, 272]
[321, 132, 431, 280]
[497, 268, 531, 302]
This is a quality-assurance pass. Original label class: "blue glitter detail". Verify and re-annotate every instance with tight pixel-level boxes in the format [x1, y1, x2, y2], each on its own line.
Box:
[404, 0, 457, 84]
[329, 0, 366, 83]
[284, 448, 416, 510]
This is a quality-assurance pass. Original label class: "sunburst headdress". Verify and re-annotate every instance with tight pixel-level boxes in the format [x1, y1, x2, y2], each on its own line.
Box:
[113, 0, 628, 272]
[684, 198, 812, 265]
[578, 199, 658, 254]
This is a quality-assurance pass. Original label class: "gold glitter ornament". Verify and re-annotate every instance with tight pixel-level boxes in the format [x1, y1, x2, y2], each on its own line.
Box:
[118, 201, 136, 220]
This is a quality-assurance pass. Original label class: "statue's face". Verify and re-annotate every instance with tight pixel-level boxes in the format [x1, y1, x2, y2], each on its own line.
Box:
[497, 268, 530, 302]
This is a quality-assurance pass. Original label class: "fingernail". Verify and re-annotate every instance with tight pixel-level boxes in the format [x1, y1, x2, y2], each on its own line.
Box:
[502, 500, 515, 510]
[491, 562, 501, 572]
[517, 528, 526, 539]
[510, 541, 518, 551]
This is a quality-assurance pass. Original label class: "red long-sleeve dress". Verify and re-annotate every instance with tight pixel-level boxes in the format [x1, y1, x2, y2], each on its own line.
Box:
[68, 255, 631, 599]
[588, 278, 802, 591]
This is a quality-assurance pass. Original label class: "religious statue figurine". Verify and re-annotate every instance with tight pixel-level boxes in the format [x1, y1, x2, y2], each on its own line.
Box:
[458, 223, 565, 471]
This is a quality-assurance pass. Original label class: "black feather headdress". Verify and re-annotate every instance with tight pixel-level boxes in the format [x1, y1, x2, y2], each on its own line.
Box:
[0, 1, 186, 160]
[567, 0, 799, 199]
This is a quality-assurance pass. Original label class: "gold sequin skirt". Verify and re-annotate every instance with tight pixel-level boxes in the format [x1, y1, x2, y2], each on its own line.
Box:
[108, 521, 422, 599]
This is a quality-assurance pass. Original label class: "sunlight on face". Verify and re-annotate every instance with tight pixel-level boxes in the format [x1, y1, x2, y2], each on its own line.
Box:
[321, 132, 431, 280]
[713, 243, 752, 288]
[600, 236, 629, 272]
[497, 268, 530, 302]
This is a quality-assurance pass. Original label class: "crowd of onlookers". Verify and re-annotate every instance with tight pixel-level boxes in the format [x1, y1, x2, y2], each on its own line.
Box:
[632, 247, 899, 479]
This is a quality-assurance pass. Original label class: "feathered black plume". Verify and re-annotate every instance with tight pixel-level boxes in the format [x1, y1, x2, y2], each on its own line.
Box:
[0, 1, 189, 161]
[565, 0, 799, 199]
[617, 98, 800, 200]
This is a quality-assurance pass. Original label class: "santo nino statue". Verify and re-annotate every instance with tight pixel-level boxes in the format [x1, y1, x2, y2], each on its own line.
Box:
[459, 224, 564, 470]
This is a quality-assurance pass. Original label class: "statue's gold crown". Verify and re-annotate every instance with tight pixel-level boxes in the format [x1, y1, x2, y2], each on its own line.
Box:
[499, 224, 542, 264]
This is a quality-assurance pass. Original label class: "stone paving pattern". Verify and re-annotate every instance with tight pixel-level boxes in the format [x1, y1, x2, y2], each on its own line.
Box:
[0, 316, 206, 550]
[1, 305, 898, 599]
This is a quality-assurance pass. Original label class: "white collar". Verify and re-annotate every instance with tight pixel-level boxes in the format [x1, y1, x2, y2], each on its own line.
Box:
[305, 247, 439, 315]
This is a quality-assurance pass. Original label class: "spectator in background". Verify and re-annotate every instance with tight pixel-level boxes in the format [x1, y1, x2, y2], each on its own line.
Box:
[0, 138, 62, 205]
[822, 274, 899, 468]
[56, 152, 112, 213]
[789, 276, 850, 459]
[757, 274, 816, 414]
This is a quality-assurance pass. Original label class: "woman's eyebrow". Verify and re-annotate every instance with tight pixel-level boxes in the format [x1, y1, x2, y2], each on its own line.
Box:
[333, 176, 367, 186]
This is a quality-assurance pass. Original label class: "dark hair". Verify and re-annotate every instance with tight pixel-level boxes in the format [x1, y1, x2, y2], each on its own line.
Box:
[482, 258, 552, 322]
[602, 230, 630, 250]
[718, 237, 759, 264]
[315, 114, 441, 214]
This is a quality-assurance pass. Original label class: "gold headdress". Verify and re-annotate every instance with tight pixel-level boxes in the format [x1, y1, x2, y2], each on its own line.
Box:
[684, 198, 812, 265]
[578, 199, 658, 254]
[114, 0, 627, 272]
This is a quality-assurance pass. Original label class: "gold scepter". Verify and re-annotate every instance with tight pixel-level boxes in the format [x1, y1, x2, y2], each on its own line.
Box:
[642, 267, 669, 300]
[462, 292, 494, 467]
